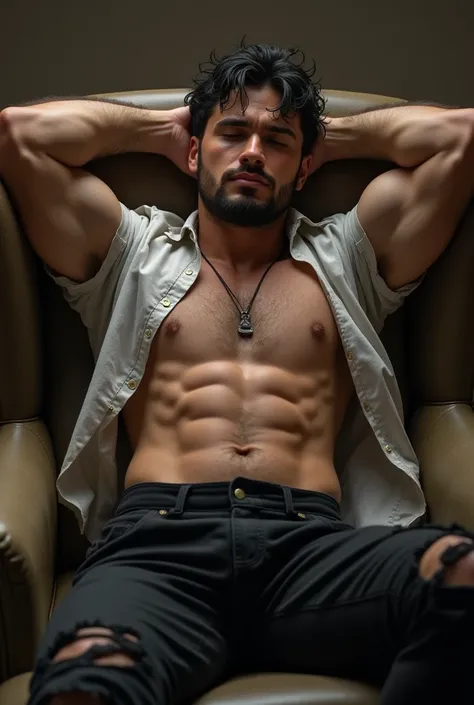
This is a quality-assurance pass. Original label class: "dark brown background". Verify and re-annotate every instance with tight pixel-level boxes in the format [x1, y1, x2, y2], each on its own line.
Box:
[0, 0, 472, 109]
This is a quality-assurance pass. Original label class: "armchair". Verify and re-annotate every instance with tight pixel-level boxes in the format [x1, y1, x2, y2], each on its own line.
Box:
[1, 88, 474, 705]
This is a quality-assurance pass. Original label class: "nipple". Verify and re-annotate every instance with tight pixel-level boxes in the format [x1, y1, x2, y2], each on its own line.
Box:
[164, 318, 181, 336]
[311, 322, 326, 339]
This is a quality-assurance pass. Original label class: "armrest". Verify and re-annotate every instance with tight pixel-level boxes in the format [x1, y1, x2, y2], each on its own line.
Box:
[0, 420, 57, 681]
[410, 403, 474, 529]
[0, 673, 31, 705]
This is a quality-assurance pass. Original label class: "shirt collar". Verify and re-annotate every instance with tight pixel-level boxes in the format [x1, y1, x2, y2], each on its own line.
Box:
[165, 207, 314, 248]
[165, 211, 199, 243]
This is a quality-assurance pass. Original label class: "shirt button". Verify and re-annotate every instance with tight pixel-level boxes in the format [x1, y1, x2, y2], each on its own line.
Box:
[234, 488, 246, 500]
[385, 444, 393, 453]
[108, 405, 115, 413]
[347, 352, 353, 360]
[161, 297, 171, 308]
[185, 269, 194, 275]
[363, 402, 371, 411]
[127, 380, 137, 390]
[145, 328, 152, 339]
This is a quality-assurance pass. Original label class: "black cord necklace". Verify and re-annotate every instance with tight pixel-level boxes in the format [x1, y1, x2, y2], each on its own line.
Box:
[200, 242, 287, 337]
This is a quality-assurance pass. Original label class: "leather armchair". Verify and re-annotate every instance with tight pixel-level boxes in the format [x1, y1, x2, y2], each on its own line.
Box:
[1, 88, 474, 705]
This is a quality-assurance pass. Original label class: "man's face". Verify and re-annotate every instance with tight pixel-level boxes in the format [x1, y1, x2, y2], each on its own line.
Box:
[189, 85, 312, 227]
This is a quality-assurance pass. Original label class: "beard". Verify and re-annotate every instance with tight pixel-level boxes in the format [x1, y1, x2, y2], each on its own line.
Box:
[197, 145, 302, 228]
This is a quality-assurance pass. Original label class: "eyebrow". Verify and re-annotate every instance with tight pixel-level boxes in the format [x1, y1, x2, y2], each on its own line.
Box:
[215, 117, 297, 140]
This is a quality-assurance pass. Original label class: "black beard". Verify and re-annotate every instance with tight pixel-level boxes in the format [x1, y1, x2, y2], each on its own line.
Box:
[197, 147, 301, 228]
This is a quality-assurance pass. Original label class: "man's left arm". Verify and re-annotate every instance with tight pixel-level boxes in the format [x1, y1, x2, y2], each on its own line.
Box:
[314, 105, 474, 289]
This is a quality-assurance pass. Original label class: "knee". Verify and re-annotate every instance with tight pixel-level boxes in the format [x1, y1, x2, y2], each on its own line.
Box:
[52, 626, 139, 668]
[418, 534, 474, 585]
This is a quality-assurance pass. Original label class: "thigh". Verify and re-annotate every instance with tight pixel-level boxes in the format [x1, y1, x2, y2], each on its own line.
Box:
[29, 508, 232, 705]
[255, 521, 449, 685]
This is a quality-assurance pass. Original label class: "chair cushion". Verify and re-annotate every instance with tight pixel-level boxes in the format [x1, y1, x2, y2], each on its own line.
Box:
[0, 672, 379, 705]
[0, 673, 31, 705]
[197, 673, 379, 705]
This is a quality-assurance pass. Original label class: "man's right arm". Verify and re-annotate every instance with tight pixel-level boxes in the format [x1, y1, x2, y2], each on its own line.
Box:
[0, 100, 181, 282]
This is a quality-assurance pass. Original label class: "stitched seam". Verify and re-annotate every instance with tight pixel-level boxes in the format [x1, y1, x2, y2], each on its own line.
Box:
[109, 255, 198, 404]
[268, 590, 398, 620]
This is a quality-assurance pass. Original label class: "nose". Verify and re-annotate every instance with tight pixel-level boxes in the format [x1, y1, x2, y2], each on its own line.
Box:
[239, 134, 266, 169]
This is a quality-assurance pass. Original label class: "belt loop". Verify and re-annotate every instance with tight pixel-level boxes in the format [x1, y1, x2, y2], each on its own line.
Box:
[168, 484, 191, 516]
[282, 486, 297, 517]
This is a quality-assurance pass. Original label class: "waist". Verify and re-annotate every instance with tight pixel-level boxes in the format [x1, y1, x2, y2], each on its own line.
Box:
[125, 445, 342, 499]
[116, 475, 343, 522]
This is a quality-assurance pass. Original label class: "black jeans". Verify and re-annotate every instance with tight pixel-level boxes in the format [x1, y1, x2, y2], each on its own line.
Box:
[28, 477, 474, 705]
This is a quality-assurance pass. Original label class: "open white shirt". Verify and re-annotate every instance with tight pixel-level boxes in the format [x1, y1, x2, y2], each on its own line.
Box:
[47, 203, 426, 542]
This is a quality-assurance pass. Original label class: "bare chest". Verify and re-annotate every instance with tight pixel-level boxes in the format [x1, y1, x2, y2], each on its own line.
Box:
[154, 258, 342, 368]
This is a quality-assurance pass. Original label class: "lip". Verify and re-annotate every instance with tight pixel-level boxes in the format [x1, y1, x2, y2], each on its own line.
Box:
[230, 174, 269, 186]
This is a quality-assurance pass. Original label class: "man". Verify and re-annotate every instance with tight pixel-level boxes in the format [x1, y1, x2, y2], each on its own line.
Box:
[1, 41, 474, 705]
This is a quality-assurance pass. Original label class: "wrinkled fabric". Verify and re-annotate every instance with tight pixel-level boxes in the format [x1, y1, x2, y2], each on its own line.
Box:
[46, 203, 425, 541]
[28, 479, 474, 704]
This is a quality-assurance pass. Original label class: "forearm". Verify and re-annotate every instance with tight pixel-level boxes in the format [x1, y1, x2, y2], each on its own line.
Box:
[320, 103, 474, 169]
[0, 98, 174, 168]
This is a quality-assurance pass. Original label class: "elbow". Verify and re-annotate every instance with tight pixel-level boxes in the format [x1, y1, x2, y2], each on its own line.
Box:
[0, 106, 42, 150]
[0, 107, 14, 145]
[0, 107, 41, 174]
[0, 108, 17, 174]
[0, 107, 22, 143]
[0, 107, 16, 135]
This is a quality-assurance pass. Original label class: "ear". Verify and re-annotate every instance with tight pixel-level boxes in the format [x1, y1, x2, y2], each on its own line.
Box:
[294, 154, 312, 191]
[188, 137, 200, 177]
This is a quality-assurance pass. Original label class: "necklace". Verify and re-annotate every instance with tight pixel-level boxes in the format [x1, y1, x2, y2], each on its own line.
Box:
[200, 242, 287, 338]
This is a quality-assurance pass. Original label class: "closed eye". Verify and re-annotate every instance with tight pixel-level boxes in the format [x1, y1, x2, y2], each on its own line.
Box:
[222, 134, 286, 147]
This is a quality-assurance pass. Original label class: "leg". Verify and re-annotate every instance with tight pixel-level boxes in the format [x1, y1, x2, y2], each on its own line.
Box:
[28, 506, 231, 705]
[47, 626, 142, 705]
[381, 530, 474, 704]
[251, 516, 474, 699]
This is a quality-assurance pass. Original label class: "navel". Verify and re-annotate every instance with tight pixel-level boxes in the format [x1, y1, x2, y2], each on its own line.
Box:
[234, 446, 254, 456]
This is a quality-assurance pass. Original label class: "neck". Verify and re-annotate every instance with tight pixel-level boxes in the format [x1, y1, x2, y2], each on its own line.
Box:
[197, 202, 290, 276]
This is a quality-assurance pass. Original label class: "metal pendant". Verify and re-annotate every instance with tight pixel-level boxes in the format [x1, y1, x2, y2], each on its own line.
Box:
[238, 312, 253, 337]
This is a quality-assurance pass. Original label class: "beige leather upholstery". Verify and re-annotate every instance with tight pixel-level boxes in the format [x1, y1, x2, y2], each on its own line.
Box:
[1, 88, 474, 704]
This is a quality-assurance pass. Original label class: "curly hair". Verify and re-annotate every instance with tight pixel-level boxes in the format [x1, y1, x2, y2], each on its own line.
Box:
[184, 40, 326, 156]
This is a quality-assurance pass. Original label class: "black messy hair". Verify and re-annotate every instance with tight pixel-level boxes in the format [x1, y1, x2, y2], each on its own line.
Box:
[184, 39, 326, 156]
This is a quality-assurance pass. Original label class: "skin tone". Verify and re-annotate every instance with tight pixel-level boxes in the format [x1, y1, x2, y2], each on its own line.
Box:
[187, 84, 313, 276]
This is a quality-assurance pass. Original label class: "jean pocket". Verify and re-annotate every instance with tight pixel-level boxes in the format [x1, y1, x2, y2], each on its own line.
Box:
[85, 509, 158, 560]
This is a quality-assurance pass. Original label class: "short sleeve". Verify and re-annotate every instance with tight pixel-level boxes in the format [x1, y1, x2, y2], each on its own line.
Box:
[341, 205, 425, 332]
[45, 203, 142, 305]
[44, 202, 153, 352]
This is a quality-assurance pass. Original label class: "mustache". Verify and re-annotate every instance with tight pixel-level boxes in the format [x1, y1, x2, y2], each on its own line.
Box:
[225, 167, 274, 186]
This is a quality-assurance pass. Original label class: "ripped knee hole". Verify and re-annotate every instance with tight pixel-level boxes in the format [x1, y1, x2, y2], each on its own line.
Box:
[52, 627, 141, 668]
[419, 535, 474, 584]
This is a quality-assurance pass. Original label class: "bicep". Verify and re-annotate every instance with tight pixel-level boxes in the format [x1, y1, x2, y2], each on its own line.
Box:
[2, 147, 122, 282]
[358, 149, 473, 289]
